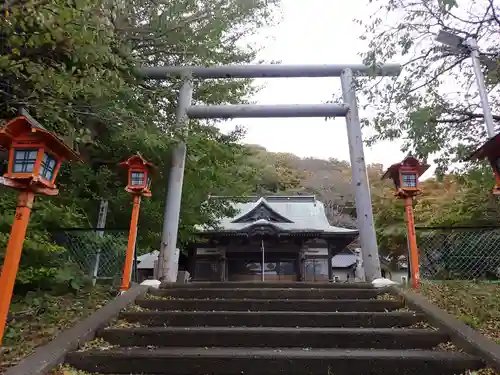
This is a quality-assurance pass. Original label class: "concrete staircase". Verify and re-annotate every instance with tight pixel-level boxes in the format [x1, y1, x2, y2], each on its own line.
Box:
[65, 282, 484, 375]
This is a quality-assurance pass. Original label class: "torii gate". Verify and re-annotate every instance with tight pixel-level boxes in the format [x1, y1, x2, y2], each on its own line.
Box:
[138, 63, 401, 283]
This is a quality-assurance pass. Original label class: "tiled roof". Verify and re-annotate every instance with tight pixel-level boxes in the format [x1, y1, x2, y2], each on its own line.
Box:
[137, 250, 159, 269]
[196, 196, 358, 235]
[332, 253, 357, 268]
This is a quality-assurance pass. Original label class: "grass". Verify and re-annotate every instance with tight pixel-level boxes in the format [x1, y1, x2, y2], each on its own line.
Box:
[418, 281, 500, 375]
[0, 285, 113, 373]
[419, 280, 500, 344]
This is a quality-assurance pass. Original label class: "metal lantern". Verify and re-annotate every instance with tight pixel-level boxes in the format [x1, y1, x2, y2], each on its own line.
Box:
[0, 110, 81, 344]
[466, 133, 500, 195]
[400, 168, 418, 189]
[494, 156, 500, 177]
[382, 155, 430, 290]
[119, 153, 154, 292]
[382, 156, 430, 199]
[120, 154, 153, 197]
[0, 111, 80, 194]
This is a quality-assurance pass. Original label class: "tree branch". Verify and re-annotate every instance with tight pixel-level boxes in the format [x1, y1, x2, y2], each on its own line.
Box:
[488, 0, 500, 28]
[437, 110, 500, 124]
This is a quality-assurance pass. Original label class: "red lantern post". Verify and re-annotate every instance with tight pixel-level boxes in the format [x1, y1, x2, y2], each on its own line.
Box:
[465, 133, 500, 195]
[119, 154, 153, 291]
[0, 111, 81, 343]
[382, 156, 430, 289]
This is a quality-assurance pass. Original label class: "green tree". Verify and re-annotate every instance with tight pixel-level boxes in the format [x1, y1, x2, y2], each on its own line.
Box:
[357, 0, 500, 173]
[246, 146, 304, 194]
[0, 0, 280, 291]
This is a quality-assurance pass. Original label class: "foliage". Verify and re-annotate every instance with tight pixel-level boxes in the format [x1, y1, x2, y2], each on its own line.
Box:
[361, 156, 500, 257]
[0, 186, 91, 293]
[246, 146, 500, 258]
[0, 0, 280, 293]
[245, 145, 357, 227]
[358, 0, 500, 172]
[246, 145, 305, 194]
[0, 285, 112, 373]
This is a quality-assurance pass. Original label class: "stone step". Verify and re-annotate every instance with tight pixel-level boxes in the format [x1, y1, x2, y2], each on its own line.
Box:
[161, 281, 376, 289]
[99, 326, 448, 349]
[149, 287, 383, 300]
[134, 298, 404, 312]
[65, 347, 483, 375]
[118, 310, 425, 328]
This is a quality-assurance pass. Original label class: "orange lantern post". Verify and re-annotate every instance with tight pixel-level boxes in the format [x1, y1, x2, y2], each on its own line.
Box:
[382, 156, 430, 289]
[119, 154, 153, 291]
[465, 133, 500, 195]
[0, 110, 81, 344]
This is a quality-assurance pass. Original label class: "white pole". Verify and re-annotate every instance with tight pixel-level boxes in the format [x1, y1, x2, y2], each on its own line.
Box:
[261, 239, 265, 282]
[157, 75, 193, 281]
[92, 199, 108, 285]
[340, 68, 382, 282]
[466, 38, 496, 138]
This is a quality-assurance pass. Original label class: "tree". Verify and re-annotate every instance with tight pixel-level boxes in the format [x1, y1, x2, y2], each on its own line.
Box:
[358, 0, 500, 173]
[246, 145, 305, 194]
[0, 0, 280, 291]
[370, 163, 500, 257]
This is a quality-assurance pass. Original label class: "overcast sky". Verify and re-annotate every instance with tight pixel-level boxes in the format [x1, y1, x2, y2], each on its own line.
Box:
[217, 0, 408, 170]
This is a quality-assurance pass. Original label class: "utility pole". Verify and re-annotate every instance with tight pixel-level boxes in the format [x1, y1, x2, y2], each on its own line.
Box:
[436, 30, 496, 138]
[466, 37, 496, 138]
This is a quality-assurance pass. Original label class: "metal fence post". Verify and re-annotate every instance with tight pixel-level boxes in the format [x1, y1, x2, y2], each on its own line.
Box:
[340, 68, 382, 282]
[157, 74, 193, 282]
[91, 199, 108, 285]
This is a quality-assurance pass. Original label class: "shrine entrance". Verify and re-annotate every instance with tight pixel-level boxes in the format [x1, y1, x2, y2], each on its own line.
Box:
[189, 196, 359, 282]
[139, 63, 401, 282]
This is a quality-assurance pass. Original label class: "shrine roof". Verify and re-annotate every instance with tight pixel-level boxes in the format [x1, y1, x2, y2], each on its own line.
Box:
[195, 195, 358, 237]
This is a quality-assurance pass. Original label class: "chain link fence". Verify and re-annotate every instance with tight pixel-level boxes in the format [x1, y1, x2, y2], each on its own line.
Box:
[417, 226, 500, 280]
[50, 229, 129, 283]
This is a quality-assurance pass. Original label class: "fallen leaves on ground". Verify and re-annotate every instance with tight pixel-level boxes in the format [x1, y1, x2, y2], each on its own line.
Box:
[419, 281, 500, 375]
[419, 281, 500, 344]
[0, 285, 113, 373]
[78, 337, 117, 351]
[50, 364, 94, 375]
[376, 292, 397, 301]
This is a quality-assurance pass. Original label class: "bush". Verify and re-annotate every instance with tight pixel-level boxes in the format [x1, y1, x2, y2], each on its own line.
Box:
[0, 230, 90, 295]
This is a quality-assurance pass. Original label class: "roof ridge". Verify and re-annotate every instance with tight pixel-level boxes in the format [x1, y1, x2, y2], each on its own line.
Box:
[207, 195, 317, 202]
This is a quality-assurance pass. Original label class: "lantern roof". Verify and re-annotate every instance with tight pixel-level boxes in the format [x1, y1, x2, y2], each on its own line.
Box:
[465, 133, 500, 161]
[381, 155, 430, 181]
[0, 110, 81, 162]
[119, 153, 154, 170]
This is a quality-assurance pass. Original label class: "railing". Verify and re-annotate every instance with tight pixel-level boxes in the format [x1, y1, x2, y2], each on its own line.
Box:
[50, 228, 129, 284]
[416, 226, 500, 280]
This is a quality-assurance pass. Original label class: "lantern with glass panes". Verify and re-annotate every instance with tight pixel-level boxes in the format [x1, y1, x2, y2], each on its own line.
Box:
[382, 156, 430, 199]
[0, 110, 81, 195]
[466, 133, 500, 195]
[119, 154, 153, 291]
[119, 154, 153, 197]
[381, 156, 429, 290]
[0, 110, 81, 344]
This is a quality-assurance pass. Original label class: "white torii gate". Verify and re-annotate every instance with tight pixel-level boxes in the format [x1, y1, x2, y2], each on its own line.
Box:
[137, 63, 401, 283]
